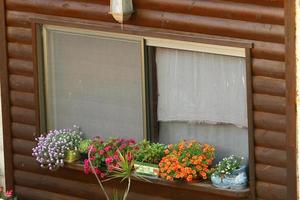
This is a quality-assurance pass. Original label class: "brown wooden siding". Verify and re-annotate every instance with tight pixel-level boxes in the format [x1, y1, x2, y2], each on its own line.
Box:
[0, 0, 295, 199]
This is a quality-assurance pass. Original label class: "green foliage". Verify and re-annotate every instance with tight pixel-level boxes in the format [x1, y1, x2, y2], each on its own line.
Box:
[135, 140, 166, 164]
[212, 155, 243, 177]
[78, 139, 92, 153]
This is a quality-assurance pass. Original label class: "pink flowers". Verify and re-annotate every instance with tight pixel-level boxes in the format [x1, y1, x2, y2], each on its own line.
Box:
[83, 137, 136, 177]
[99, 150, 105, 155]
[84, 159, 91, 174]
[104, 146, 111, 152]
[105, 157, 113, 165]
[0, 186, 15, 199]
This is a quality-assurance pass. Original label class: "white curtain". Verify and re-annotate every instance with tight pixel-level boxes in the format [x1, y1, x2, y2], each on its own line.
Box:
[156, 48, 248, 128]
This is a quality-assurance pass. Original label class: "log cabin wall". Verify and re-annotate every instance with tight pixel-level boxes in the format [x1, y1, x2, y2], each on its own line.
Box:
[0, 0, 297, 199]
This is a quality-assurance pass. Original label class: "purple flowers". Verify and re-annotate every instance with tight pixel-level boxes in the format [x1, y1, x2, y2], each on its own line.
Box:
[32, 126, 83, 171]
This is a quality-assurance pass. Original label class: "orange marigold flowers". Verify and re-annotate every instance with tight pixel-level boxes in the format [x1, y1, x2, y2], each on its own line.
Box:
[159, 140, 215, 182]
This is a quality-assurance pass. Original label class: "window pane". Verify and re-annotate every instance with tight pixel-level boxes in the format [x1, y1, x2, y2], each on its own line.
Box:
[43, 28, 144, 140]
[156, 47, 248, 161]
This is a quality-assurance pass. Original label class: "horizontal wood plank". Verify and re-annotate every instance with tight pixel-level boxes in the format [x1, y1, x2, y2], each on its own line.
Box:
[253, 76, 286, 97]
[256, 164, 286, 185]
[253, 94, 286, 114]
[9, 74, 34, 92]
[256, 181, 286, 200]
[12, 123, 37, 141]
[255, 147, 287, 168]
[252, 59, 285, 79]
[7, 26, 32, 43]
[255, 129, 286, 150]
[12, 138, 36, 156]
[10, 90, 35, 109]
[15, 185, 85, 200]
[6, 0, 284, 43]
[8, 58, 33, 76]
[14, 170, 103, 199]
[8, 42, 32, 60]
[254, 112, 286, 132]
[11, 106, 35, 125]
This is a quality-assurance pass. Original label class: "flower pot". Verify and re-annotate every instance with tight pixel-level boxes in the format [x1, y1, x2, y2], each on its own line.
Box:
[211, 165, 248, 190]
[134, 162, 159, 177]
[64, 150, 80, 163]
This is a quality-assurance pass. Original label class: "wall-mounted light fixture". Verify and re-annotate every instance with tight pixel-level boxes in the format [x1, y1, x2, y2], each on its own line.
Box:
[110, 0, 134, 24]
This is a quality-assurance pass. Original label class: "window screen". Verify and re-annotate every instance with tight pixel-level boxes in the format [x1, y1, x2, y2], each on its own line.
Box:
[155, 47, 248, 161]
[41, 27, 145, 140]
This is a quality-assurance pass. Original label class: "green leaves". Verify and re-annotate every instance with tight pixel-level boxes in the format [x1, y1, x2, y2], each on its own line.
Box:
[135, 140, 166, 164]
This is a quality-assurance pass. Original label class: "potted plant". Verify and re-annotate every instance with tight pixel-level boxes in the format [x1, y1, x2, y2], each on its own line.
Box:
[210, 155, 247, 190]
[159, 140, 215, 182]
[134, 140, 166, 177]
[0, 187, 17, 200]
[85, 137, 147, 200]
[79, 138, 92, 159]
[32, 126, 83, 170]
[83, 137, 137, 177]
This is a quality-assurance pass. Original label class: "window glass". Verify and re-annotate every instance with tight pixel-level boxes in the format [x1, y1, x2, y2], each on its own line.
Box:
[156, 47, 248, 161]
[42, 28, 145, 140]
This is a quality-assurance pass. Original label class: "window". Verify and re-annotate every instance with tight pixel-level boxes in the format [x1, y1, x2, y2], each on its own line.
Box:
[39, 25, 146, 140]
[38, 25, 250, 162]
[150, 47, 248, 161]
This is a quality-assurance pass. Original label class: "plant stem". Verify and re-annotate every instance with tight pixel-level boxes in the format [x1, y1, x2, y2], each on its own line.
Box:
[88, 149, 110, 200]
[123, 177, 131, 200]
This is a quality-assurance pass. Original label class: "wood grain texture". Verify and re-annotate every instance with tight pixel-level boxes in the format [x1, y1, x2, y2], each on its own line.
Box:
[7, 42, 32, 60]
[253, 76, 286, 97]
[5, 0, 284, 43]
[256, 181, 286, 200]
[0, 0, 14, 189]
[10, 91, 35, 109]
[256, 164, 287, 185]
[11, 106, 35, 125]
[7, 27, 32, 44]
[8, 59, 33, 76]
[12, 123, 36, 141]
[0, 0, 292, 199]
[254, 112, 286, 132]
[253, 94, 286, 114]
[133, 0, 284, 25]
[255, 129, 286, 150]
[255, 147, 287, 167]
[15, 185, 85, 200]
[9, 75, 34, 92]
[252, 59, 285, 79]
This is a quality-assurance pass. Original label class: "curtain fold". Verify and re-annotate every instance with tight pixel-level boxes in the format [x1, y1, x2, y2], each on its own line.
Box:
[156, 48, 248, 128]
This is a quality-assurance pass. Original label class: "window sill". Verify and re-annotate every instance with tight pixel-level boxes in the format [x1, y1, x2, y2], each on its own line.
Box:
[65, 162, 250, 199]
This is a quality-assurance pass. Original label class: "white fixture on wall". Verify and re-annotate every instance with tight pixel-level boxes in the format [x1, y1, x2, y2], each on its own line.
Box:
[110, 0, 134, 23]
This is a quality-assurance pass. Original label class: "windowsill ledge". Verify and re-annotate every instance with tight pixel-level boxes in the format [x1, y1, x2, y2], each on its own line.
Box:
[65, 162, 250, 199]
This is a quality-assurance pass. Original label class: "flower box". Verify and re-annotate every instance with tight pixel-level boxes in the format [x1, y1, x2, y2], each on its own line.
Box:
[134, 162, 159, 177]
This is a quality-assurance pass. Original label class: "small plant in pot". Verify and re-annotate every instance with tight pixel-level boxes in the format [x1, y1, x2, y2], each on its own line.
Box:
[79, 139, 92, 160]
[210, 155, 248, 190]
[134, 140, 166, 177]
[32, 126, 83, 170]
[159, 140, 215, 182]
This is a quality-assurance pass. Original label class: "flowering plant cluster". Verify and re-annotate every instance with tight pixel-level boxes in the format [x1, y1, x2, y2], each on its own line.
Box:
[84, 137, 137, 178]
[32, 126, 83, 170]
[212, 155, 243, 178]
[135, 140, 166, 164]
[159, 140, 215, 182]
[0, 187, 17, 200]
